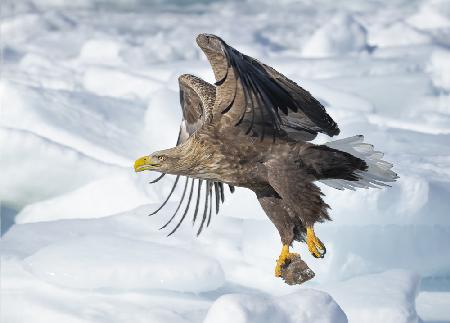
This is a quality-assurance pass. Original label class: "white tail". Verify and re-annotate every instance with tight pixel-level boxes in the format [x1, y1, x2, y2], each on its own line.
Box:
[320, 135, 398, 190]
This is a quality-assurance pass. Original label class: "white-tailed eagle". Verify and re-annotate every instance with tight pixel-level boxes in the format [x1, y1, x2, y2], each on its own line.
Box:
[135, 34, 397, 283]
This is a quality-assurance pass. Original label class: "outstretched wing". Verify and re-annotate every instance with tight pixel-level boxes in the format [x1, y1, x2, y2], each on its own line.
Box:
[149, 74, 234, 236]
[196, 33, 340, 141]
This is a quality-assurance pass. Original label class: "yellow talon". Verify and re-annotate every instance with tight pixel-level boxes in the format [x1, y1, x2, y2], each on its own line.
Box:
[275, 244, 299, 277]
[306, 227, 326, 258]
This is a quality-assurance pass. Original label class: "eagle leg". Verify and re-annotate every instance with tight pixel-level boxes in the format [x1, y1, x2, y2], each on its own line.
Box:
[275, 244, 299, 277]
[255, 187, 303, 277]
[306, 226, 326, 258]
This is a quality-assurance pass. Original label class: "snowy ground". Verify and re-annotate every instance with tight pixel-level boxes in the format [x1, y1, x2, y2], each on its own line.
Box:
[2, 0, 450, 322]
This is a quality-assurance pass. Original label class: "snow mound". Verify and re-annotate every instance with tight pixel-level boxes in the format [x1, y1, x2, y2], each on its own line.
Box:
[302, 13, 369, 58]
[325, 270, 421, 323]
[2, 259, 204, 323]
[15, 174, 153, 223]
[416, 291, 450, 322]
[23, 235, 225, 292]
[0, 127, 118, 208]
[203, 289, 347, 323]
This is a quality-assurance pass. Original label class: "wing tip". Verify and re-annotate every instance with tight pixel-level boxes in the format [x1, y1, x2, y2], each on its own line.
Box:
[327, 126, 340, 137]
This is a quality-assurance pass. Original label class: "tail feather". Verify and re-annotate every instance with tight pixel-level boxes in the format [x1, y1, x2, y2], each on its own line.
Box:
[320, 135, 398, 191]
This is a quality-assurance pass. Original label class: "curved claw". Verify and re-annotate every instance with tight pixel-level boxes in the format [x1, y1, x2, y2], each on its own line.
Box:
[306, 227, 326, 259]
[312, 251, 325, 259]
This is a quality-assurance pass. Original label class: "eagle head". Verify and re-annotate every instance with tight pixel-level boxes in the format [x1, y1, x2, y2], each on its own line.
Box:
[134, 151, 174, 173]
[134, 141, 204, 175]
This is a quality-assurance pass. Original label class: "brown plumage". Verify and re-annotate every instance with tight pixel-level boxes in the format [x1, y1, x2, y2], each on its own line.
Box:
[134, 34, 398, 281]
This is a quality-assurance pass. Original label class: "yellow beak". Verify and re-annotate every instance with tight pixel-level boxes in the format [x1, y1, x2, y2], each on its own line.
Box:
[134, 156, 160, 172]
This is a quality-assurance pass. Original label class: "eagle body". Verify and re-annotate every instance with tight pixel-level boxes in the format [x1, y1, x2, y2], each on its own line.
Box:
[173, 128, 366, 243]
[134, 34, 398, 282]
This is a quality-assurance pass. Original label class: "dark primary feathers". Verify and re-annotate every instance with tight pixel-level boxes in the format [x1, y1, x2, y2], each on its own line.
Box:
[196, 33, 340, 141]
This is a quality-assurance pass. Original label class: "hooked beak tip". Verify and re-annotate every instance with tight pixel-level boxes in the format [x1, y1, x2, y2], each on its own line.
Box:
[134, 156, 159, 172]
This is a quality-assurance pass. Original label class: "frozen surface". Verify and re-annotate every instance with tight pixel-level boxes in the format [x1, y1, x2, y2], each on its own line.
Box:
[15, 174, 155, 223]
[1, 208, 425, 323]
[2, 0, 450, 322]
[204, 290, 347, 323]
[323, 270, 421, 323]
[416, 291, 450, 323]
[301, 13, 370, 58]
[23, 235, 225, 292]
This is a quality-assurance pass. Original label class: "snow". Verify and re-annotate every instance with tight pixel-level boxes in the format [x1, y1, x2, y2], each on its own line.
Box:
[429, 49, 450, 90]
[23, 235, 225, 292]
[15, 174, 153, 223]
[1, 208, 422, 323]
[82, 67, 163, 100]
[204, 290, 347, 323]
[78, 39, 124, 66]
[301, 13, 370, 58]
[0, 126, 119, 208]
[416, 291, 450, 322]
[2, 0, 450, 322]
[407, 1, 450, 29]
[369, 22, 432, 48]
[0, 80, 146, 166]
[323, 270, 421, 323]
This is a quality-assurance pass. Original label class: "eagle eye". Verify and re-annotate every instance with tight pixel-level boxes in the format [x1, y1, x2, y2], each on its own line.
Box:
[157, 155, 166, 161]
